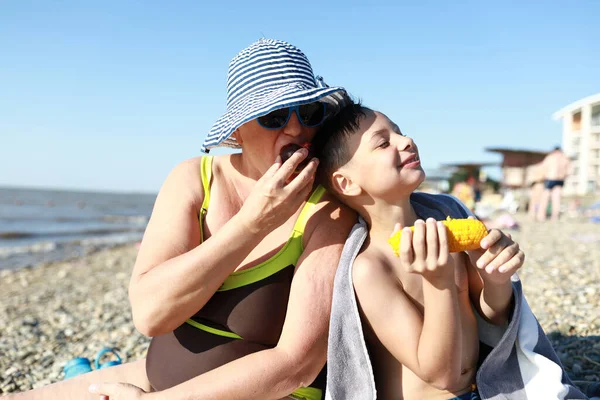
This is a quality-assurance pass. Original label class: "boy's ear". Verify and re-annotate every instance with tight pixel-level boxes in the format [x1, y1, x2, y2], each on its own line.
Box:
[331, 170, 362, 197]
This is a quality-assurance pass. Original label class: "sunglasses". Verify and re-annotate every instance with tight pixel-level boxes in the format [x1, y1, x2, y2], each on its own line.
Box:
[257, 102, 328, 130]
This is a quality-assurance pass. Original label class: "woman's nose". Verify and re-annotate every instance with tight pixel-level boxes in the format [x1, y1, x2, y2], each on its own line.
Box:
[283, 111, 303, 136]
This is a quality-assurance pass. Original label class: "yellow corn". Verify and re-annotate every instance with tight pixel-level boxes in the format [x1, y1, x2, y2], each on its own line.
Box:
[387, 217, 488, 256]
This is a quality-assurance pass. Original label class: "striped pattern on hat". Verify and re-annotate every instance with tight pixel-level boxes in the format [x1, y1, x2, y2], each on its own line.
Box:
[201, 38, 347, 153]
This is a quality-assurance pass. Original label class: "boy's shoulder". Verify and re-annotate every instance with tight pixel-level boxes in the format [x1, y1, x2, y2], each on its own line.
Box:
[352, 244, 395, 289]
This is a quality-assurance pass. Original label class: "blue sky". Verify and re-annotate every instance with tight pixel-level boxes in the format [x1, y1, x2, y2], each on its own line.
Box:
[1, 1, 598, 193]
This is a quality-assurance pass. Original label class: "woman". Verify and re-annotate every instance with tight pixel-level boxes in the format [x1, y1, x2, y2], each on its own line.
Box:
[11, 39, 356, 400]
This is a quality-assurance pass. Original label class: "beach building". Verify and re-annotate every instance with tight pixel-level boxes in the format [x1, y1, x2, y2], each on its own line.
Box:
[485, 148, 549, 189]
[553, 93, 600, 195]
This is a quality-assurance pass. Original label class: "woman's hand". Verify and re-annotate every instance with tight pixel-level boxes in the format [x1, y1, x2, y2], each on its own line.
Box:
[89, 382, 149, 400]
[239, 147, 319, 233]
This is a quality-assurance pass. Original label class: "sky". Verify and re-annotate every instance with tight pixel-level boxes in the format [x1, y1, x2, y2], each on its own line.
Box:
[1, 0, 598, 193]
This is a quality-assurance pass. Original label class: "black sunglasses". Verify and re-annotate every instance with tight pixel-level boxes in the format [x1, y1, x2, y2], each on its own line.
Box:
[257, 102, 328, 130]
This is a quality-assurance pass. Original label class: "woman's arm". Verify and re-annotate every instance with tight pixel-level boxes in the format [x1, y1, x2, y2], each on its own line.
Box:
[141, 200, 357, 400]
[130, 152, 318, 336]
[128, 158, 262, 336]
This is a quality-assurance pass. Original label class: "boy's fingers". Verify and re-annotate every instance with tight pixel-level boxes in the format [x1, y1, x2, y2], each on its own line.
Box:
[485, 262, 499, 274]
[478, 231, 512, 264]
[389, 223, 403, 239]
[498, 249, 525, 273]
[480, 229, 504, 249]
[437, 221, 449, 265]
[400, 228, 414, 268]
[495, 257, 519, 275]
[488, 243, 520, 270]
[425, 218, 439, 268]
[390, 222, 403, 238]
[412, 220, 426, 265]
[477, 244, 504, 269]
[467, 248, 485, 267]
[483, 237, 517, 273]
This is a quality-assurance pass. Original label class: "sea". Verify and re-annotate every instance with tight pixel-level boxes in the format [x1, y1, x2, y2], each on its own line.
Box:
[0, 186, 157, 271]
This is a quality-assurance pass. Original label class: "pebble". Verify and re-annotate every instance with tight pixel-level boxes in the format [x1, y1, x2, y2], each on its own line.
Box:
[0, 245, 147, 393]
[1, 217, 599, 394]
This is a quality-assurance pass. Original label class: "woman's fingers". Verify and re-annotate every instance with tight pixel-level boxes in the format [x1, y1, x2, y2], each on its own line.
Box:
[89, 382, 145, 399]
[273, 147, 309, 185]
[261, 155, 283, 181]
[284, 157, 318, 193]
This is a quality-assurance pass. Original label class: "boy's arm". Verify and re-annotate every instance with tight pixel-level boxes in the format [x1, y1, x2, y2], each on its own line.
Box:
[353, 253, 463, 390]
[465, 255, 513, 325]
[466, 229, 524, 325]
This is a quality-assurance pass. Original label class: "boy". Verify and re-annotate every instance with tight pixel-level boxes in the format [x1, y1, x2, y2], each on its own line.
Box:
[313, 102, 525, 400]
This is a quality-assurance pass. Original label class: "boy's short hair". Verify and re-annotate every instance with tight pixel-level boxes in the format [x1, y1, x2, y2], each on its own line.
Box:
[313, 100, 370, 193]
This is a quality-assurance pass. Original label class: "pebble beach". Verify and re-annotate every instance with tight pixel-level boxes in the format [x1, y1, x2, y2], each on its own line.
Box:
[1, 215, 599, 394]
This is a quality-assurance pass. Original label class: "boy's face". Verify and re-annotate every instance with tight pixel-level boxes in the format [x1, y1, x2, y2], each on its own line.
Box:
[336, 110, 426, 200]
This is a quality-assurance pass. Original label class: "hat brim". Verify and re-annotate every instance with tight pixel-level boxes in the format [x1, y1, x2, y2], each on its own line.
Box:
[201, 83, 347, 153]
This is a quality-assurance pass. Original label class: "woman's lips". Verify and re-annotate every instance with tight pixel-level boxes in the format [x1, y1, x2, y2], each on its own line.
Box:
[279, 142, 313, 172]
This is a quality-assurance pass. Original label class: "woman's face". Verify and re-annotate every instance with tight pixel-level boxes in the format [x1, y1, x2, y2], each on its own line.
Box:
[236, 108, 320, 171]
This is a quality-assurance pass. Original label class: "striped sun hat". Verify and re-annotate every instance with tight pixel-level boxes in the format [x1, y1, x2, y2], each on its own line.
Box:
[201, 38, 348, 153]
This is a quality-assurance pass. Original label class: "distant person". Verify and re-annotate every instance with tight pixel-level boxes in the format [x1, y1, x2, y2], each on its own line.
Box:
[537, 146, 570, 221]
[527, 163, 545, 220]
[468, 176, 482, 204]
[452, 180, 475, 212]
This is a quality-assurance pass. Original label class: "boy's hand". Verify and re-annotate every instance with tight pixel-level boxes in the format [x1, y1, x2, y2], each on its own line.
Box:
[466, 217, 525, 284]
[391, 218, 455, 283]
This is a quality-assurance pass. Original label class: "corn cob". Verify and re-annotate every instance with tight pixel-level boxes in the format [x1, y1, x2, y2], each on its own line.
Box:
[387, 217, 488, 256]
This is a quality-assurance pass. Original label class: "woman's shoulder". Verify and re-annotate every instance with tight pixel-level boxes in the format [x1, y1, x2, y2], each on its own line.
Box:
[303, 188, 357, 244]
[163, 154, 237, 206]
[167, 154, 231, 182]
[157, 156, 211, 206]
[165, 157, 203, 186]
[314, 189, 356, 223]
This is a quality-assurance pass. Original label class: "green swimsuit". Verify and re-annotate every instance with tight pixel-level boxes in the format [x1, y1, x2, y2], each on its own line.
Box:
[146, 156, 326, 399]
